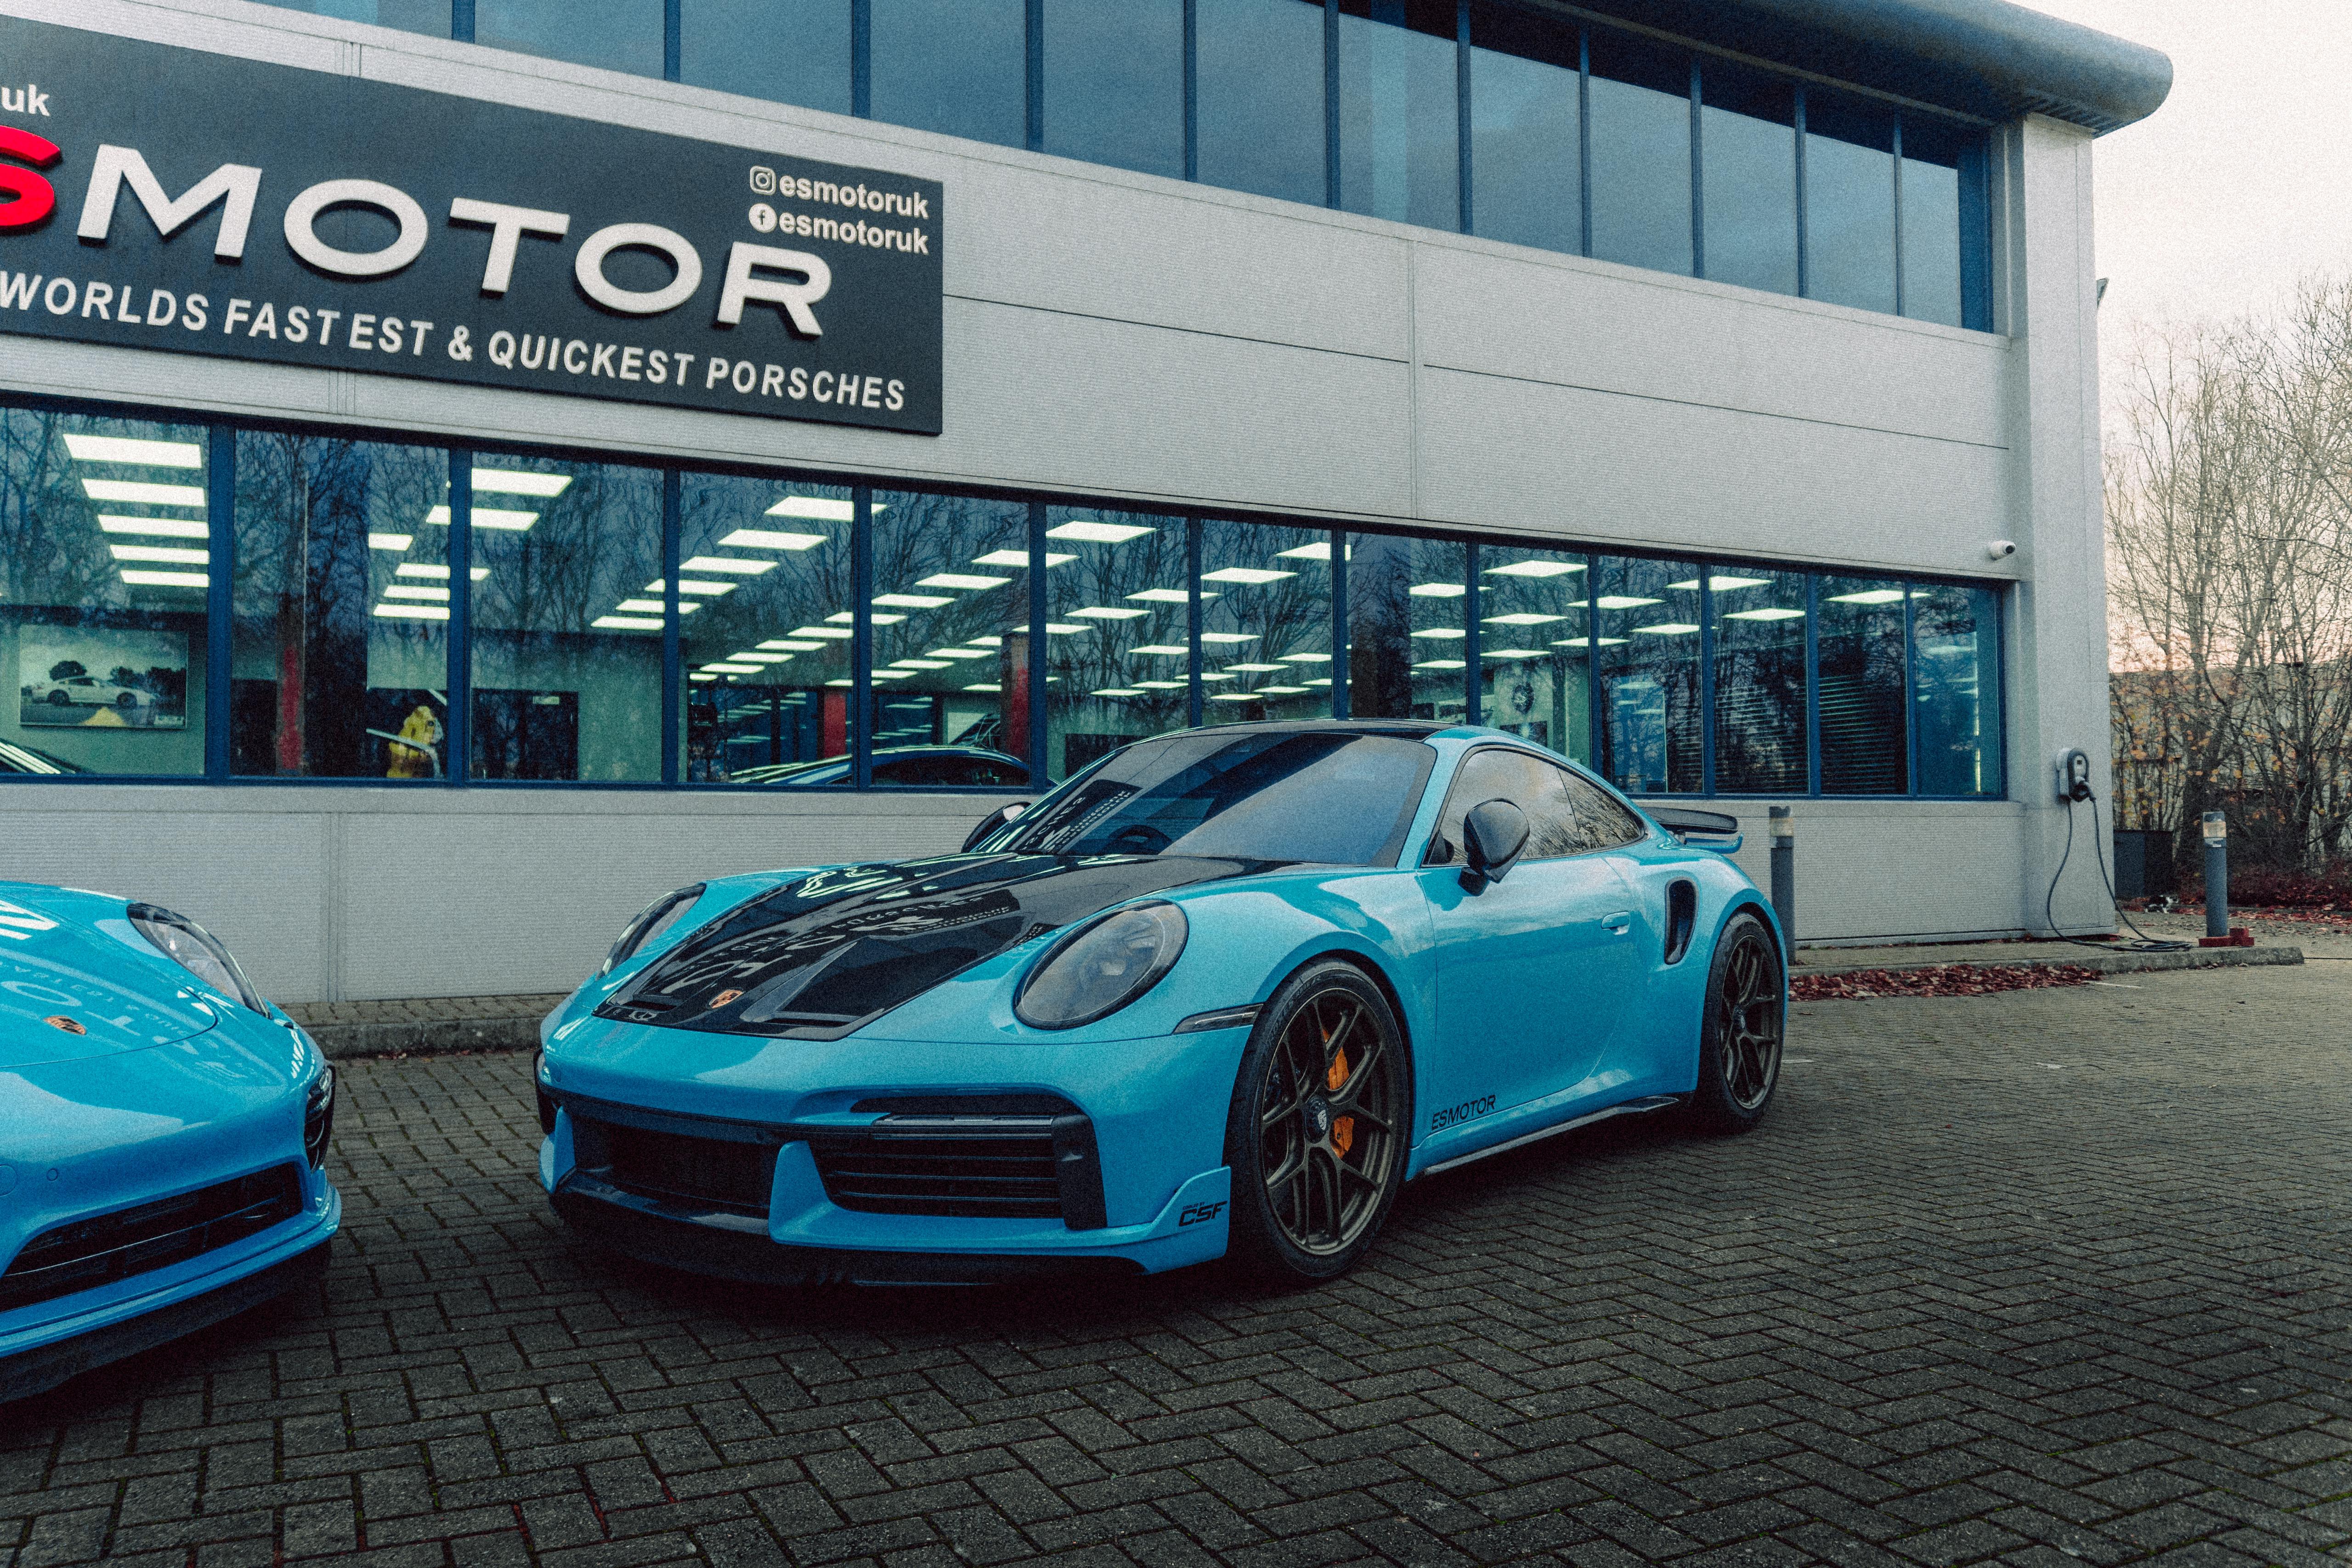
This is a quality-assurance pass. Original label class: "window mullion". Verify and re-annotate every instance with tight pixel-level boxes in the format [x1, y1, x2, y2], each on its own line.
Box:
[446, 449, 471, 786]
[660, 469, 681, 784]
[204, 425, 233, 782]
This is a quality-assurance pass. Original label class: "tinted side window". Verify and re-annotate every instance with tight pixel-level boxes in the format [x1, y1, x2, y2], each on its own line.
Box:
[1427, 749, 1583, 863]
[1563, 772, 1650, 850]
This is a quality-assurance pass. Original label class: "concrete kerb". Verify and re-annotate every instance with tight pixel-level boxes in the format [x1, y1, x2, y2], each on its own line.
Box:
[1795, 943, 2303, 980]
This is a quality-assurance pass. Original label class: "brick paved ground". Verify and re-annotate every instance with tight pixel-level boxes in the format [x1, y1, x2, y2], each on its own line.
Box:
[4, 962, 2348, 1567]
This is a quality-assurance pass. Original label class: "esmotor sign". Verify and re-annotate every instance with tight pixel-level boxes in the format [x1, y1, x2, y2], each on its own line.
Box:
[0, 16, 944, 434]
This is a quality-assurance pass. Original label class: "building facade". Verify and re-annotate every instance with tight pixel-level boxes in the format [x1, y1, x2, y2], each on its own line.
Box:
[0, 0, 2167, 1003]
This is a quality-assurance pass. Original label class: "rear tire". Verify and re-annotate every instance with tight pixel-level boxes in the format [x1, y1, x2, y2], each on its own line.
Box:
[1221, 961, 1410, 1283]
[1687, 910, 1784, 1134]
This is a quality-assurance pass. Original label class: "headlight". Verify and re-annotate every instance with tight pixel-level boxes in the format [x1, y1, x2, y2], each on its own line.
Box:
[303, 1066, 336, 1169]
[1014, 901, 1188, 1030]
[601, 885, 705, 976]
[128, 902, 264, 1013]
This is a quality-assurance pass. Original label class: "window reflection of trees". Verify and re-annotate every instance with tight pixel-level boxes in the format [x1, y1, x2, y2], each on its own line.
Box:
[1202, 519, 1333, 725]
[872, 490, 1030, 761]
[1047, 508, 1188, 775]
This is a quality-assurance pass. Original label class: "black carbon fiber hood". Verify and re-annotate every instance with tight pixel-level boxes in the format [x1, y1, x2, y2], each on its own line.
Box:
[594, 853, 1266, 1040]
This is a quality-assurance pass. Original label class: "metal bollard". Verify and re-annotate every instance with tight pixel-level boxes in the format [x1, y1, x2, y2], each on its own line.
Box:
[2202, 811, 2228, 940]
[1769, 807, 1795, 960]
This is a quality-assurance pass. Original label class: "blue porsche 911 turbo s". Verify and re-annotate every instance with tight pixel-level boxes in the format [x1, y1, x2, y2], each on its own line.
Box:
[536, 721, 1785, 1285]
[0, 886, 339, 1402]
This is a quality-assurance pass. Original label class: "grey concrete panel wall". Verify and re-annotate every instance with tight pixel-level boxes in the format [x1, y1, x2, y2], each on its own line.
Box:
[1682, 801, 2030, 944]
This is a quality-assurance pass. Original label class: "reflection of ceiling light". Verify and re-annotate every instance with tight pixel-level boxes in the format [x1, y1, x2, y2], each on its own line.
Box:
[684, 556, 775, 575]
[593, 614, 663, 630]
[82, 479, 205, 507]
[973, 548, 1074, 567]
[926, 648, 993, 660]
[1069, 606, 1147, 620]
[869, 668, 914, 680]
[100, 515, 211, 539]
[1210, 692, 1259, 703]
[1047, 519, 1153, 543]
[1486, 559, 1584, 578]
[368, 531, 412, 551]
[701, 662, 762, 675]
[1125, 588, 1193, 603]
[1091, 688, 1145, 698]
[1484, 612, 1563, 626]
[967, 635, 1005, 648]
[1199, 671, 1236, 682]
[1130, 644, 1188, 656]
[471, 467, 572, 496]
[688, 673, 716, 682]
[1413, 658, 1467, 670]
[1409, 583, 1465, 598]
[648, 577, 735, 595]
[1224, 663, 1284, 673]
[766, 495, 855, 520]
[1724, 607, 1806, 621]
[1280, 652, 1332, 663]
[64, 433, 203, 467]
[917, 573, 1009, 591]
[1275, 541, 1345, 561]
[720, 528, 826, 551]
[425, 504, 538, 530]
[826, 678, 852, 687]
[108, 543, 208, 564]
[1200, 632, 1255, 644]
[372, 603, 448, 619]
[1201, 567, 1294, 586]
[1410, 628, 1465, 640]
[1593, 595, 1662, 609]
[1630, 623, 1701, 635]
[1826, 589, 1906, 604]
[875, 592, 953, 609]
[791, 626, 854, 639]
[1134, 679, 1185, 690]
[963, 682, 1002, 693]
[1549, 638, 1590, 647]
[761, 639, 825, 651]
[731, 652, 793, 663]
[383, 584, 451, 601]
[893, 659, 952, 670]
[1304, 678, 1332, 687]
[1011, 622, 1087, 634]
[403, 564, 491, 581]
[614, 598, 666, 613]
[1255, 684, 1310, 694]
[1482, 648, 1549, 659]
[1668, 575, 1773, 591]
[121, 569, 209, 588]
[1594, 636, 1628, 645]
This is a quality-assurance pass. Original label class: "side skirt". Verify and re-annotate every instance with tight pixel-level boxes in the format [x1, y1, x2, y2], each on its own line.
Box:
[1415, 1095, 1682, 1179]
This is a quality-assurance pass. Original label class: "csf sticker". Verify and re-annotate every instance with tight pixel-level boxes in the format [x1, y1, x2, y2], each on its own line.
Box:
[1177, 1200, 1228, 1227]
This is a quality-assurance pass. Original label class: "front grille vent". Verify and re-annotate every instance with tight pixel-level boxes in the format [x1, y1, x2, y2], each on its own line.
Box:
[0, 1166, 303, 1314]
[580, 1118, 778, 1217]
[812, 1117, 1072, 1221]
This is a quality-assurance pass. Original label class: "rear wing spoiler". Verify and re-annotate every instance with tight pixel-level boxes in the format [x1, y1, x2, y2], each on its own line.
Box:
[1646, 805, 1743, 854]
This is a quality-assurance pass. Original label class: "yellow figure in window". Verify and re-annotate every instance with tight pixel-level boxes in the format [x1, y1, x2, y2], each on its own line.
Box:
[387, 704, 442, 779]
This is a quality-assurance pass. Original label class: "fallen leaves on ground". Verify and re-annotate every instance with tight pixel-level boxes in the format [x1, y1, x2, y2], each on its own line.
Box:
[1792, 963, 2103, 1001]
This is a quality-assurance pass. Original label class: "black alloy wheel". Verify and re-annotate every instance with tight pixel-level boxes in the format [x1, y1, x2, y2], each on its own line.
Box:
[1222, 961, 1408, 1282]
[1689, 909, 1785, 1133]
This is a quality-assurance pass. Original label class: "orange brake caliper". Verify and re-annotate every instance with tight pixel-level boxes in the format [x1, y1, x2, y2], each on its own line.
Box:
[1325, 1039, 1355, 1157]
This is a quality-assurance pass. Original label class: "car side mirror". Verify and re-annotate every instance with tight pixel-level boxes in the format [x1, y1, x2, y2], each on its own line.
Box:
[961, 800, 1030, 853]
[1459, 798, 1530, 891]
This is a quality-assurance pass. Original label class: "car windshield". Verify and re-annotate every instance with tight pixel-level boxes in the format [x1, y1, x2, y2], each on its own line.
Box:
[990, 730, 1436, 866]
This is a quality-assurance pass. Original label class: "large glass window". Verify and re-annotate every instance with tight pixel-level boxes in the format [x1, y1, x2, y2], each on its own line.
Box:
[252, 0, 450, 34]
[680, 0, 853, 115]
[466, 456, 663, 783]
[1197, 0, 1329, 206]
[1913, 583, 2001, 796]
[1805, 93, 1897, 315]
[1200, 520, 1336, 725]
[1478, 545, 1591, 765]
[1588, 30, 1691, 277]
[1042, 507, 1190, 779]
[871, 0, 1028, 151]
[475, 0, 664, 75]
[1347, 533, 1468, 724]
[1467, 3, 1580, 255]
[1699, 65, 1798, 297]
[1900, 115, 1968, 328]
[1594, 557, 1701, 795]
[1710, 566, 1807, 793]
[678, 475, 854, 785]
[1, 410, 210, 778]
[1043, 0, 1185, 180]
[232, 434, 450, 779]
[1337, 0, 1459, 230]
[1817, 575, 1907, 795]
[870, 491, 1035, 788]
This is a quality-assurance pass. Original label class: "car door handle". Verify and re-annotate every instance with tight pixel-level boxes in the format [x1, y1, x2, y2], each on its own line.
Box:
[1601, 911, 1633, 934]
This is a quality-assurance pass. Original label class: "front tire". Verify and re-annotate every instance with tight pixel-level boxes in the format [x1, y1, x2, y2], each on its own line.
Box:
[1222, 961, 1410, 1283]
[1688, 910, 1785, 1134]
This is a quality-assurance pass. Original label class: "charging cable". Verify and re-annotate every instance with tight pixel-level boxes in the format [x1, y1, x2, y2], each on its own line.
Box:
[2042, 789, 2191, 953]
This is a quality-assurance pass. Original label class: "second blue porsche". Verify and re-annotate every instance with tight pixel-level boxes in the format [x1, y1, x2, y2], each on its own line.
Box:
[536, 721, 1785, 1284]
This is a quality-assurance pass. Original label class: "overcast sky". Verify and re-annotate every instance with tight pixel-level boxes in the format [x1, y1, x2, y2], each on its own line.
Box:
[2028, 0, 2352, 340]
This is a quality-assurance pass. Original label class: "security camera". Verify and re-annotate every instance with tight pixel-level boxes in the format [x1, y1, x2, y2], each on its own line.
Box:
[1987, 540, 2018, 560]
